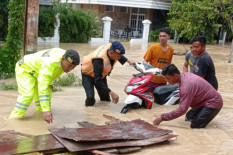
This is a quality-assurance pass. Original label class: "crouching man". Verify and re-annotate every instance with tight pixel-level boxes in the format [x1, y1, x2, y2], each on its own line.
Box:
[9, 48, 80, 124]
[153, 64, 223, 128]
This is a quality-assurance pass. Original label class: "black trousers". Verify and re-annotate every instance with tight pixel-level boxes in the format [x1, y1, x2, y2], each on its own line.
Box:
[82, 73, 110, 106]
[185, 106, 221, 128]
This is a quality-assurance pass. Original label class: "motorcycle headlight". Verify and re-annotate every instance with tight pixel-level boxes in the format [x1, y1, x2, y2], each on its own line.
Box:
[125, 85, 139, 93]
[125, 77, 150, 93]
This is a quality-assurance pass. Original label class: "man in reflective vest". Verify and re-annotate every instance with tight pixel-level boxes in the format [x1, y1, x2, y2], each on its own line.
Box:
[81, 41, 134, 106]
[9, 48, 80, 123]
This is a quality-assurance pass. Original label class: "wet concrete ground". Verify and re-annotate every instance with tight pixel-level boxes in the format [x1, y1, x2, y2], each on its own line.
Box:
[0, 42, 233, 154]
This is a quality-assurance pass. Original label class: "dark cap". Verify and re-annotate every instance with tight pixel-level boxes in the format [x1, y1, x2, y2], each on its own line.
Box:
[111, 41, 125, 54]
[64, 49, 80, 65]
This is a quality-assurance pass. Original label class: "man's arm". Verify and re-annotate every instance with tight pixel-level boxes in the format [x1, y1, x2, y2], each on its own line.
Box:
[93, 59, 111, 93]
[119, 55, 135, 65]
[183, 51, 191, 72]
[93, 59, 119, 103]
[183, 61, 189, 72]
[38, 67, 54, 124]
[154, 85, 194, 126]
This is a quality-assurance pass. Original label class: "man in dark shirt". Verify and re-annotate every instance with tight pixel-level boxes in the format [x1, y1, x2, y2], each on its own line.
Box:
[190, 36, 218, 90]
[81, 41, 134, 106]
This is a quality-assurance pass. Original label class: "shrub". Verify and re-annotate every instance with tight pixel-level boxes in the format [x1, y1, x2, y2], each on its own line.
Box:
[0, 0, 9, 41]
[0, 82, 18, 91]
[0, 0, 24, 78]
[149, 29, 160, 42]
[54, 3, 101, 43]
[38, 6, 56, 38]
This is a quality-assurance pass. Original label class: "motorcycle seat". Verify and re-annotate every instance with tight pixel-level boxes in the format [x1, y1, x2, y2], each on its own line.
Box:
[153, 83, 179, 96]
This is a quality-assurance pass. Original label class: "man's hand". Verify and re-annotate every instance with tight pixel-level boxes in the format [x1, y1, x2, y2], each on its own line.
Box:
[43, 111, 53, 124]
[183, 61, 189, 72]
[143, 59, 148, 64]
[127, 60, 135, 66]
[49, 85, 53, 91]
[109, 91, 119, 104]
[153, 115, 163, 126]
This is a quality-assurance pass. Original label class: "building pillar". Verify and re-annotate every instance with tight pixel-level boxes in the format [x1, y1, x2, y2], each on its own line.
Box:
[102, 16, 113, 42]
[89, 16, 112, 44]
[53, 13, 60, 42]
[142, 19, 151, 42]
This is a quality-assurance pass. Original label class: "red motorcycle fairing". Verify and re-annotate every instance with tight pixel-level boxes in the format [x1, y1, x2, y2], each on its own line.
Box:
[124, 74, 154, 109]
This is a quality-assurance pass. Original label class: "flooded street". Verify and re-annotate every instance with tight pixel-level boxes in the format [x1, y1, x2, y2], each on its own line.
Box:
[1, 42, 233, 154]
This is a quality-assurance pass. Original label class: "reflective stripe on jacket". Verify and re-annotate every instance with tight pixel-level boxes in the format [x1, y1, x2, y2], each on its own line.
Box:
[81, 43, 117, 78]
[17, 48, 65, 112]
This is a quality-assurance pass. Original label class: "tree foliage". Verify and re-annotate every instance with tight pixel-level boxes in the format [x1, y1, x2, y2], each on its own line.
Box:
[38, 6, 56, 38]
[168, 0, 232, 43]
[54, 3, 100, 43]
[38, 3, 101, 43]
[0, 0, 24, 78]
[0, 0, 10, 41]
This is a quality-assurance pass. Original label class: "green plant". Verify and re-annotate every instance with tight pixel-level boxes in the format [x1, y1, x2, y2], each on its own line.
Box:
[0, 0, 9, 41]
[54, 3, 101, 43]
[168, 0, 233, 43]
[38, 6, 56, 38]
[52, 85, 62, 92]
[0, 0, 24, 78]
[149, 29, 160, 42]
[53, 72, 82, 87]
[0, 82, 18, 91]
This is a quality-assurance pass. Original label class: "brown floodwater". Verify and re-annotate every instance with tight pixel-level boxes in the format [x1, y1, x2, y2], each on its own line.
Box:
[0, 42, 233, 154]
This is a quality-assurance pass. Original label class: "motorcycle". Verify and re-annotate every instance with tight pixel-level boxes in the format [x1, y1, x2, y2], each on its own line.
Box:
[120, 62, 179, 114]
[153, 83, 180, 105]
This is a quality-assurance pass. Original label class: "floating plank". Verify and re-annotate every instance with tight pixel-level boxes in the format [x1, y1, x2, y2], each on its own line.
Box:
[103, 114, 120, 121]
[50, 119, 172, 142]
[0, 134, 66, 155]
[51, 132, 176, 152]
[78, 121, 142, 154]
[0, 119, 175, 154]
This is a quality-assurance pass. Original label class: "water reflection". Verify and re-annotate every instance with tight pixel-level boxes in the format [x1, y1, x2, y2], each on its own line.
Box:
[1, 42, 233, 154]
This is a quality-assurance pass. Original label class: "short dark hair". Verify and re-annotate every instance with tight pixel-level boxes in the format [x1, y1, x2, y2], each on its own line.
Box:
[192, 36, 206, 45]
[159, 28, 170, 35]
[162, 64, 180, 76]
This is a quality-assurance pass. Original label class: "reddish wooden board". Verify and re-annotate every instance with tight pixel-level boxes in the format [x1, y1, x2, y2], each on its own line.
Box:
[0, 120, 176, 154]
[78, 121, 142, 153]
[51, 132, 176, 152]
[50, 119, 172, 142]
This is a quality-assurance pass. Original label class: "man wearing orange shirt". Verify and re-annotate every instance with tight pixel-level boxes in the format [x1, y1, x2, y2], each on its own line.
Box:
[143, 28, 174, 89]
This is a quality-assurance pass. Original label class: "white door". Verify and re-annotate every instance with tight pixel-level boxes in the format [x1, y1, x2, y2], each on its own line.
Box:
[129, 8, 145, 34]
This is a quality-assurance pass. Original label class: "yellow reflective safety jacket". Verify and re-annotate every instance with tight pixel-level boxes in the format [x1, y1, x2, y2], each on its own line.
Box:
[17, 48, 65, 112]
[81, 43, 117, 78]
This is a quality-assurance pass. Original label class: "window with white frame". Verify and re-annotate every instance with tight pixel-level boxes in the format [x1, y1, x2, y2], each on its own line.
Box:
[120, 7, 128, 13]
[106, 5, 114, 12]
[130, 8, 145, 34]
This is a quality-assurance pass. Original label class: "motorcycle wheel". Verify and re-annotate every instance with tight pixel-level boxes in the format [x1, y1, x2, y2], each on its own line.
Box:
[120, 103, 141, 114]
[121, 105, 130, 114]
